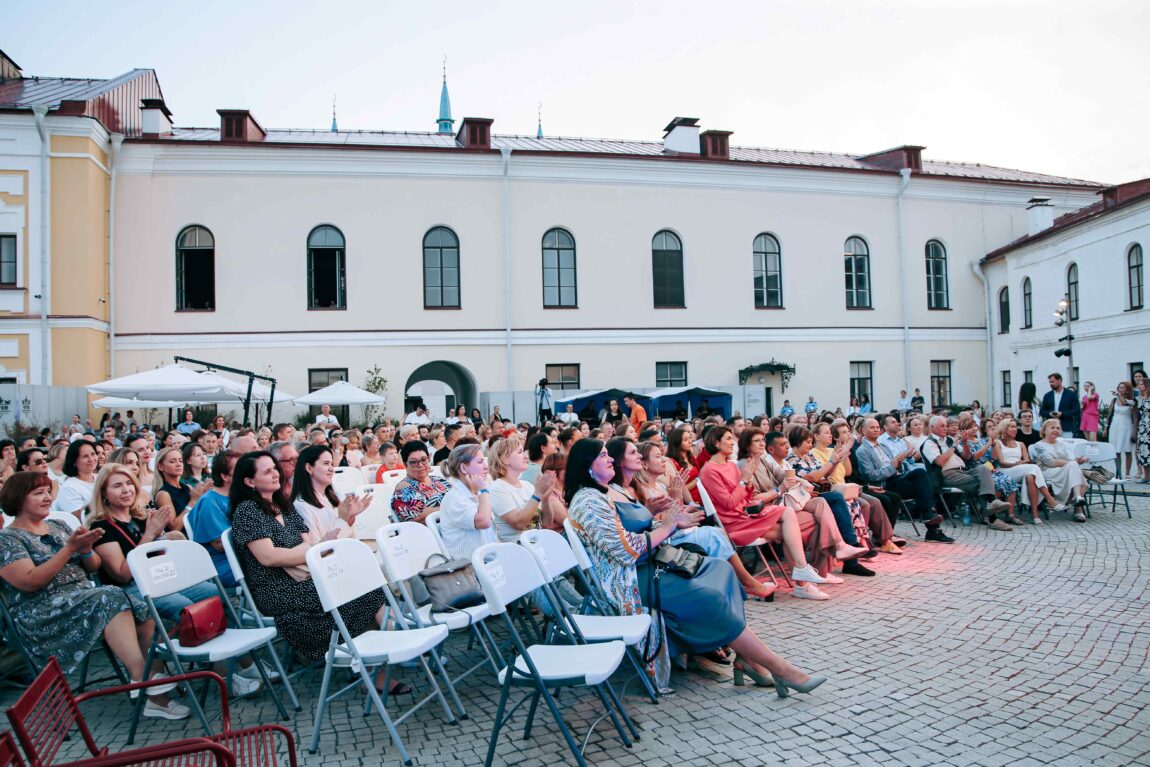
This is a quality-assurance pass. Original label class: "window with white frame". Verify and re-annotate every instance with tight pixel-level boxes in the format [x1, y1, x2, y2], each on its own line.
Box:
[1129, 244, 1144, 310]
[655, 362, 687, 388]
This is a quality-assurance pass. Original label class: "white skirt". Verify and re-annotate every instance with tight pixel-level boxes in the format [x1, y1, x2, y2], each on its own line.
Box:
[1000, 464, 1047, 504]
[1040, 462, 1086, 503]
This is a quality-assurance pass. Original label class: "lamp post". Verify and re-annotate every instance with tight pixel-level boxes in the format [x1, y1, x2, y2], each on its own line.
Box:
[1052, 294, 1074, 387]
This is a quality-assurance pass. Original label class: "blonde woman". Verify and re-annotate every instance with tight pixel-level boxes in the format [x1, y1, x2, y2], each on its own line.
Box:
[993, 418, 1065, 524]
[484, 437, 559, 543]
[1029, 419, 1089, 521]
[437, 444, 496, 560]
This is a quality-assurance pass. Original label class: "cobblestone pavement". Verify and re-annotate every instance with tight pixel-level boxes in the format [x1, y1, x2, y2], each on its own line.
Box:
[6, 494, 1150, 766]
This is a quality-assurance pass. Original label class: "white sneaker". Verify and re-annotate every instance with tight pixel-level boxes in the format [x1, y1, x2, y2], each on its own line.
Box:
[231, 673, 262, 697]
[143, 699, 190, 720]
[987, 499, 1011, 512]
[821, 573, 845, 584]
[237, 660, 281, 682]
[792, 583, 830, 601]
[1051, 503, 1068, 512]
[790, 565, 829, 584]
[129, 673, 177, 699]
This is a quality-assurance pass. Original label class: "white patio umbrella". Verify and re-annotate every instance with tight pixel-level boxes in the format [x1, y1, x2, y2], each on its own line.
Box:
[92, 396, 187, 410]
[207, 373, 297, 405]
[294, 380, 385, 406]
[87, 364, 242, 403]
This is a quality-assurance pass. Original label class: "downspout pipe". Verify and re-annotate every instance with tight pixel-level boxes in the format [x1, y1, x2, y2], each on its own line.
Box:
[500, 147, 513, 397]
[31, 106, 49, 385]
[896, 168, 912, 394]
[972, 259, 994, 409]
[108, 134, 124, 378]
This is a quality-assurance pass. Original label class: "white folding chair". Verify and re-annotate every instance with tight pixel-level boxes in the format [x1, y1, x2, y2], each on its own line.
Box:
[125, 540, 293, 743]
[305, 538, 458, 762]
[471, 542, 638, 767]
[424, 511, 449, 554]
[376, 522, 500, 706]
[519, 529, 657, 703]
[360, 464, 382, 485]
[353, 484, 398, 538]
[696, 479, 790, 588]
[332, 466, 362, 497]
[1077, 441, 1132, 518]
[46, 511, 81, 532]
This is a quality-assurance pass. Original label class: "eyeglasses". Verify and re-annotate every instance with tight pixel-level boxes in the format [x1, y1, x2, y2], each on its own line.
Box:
[279, 457, 298, 465]
[406, 458, 430, 466]
[29, 459, 47, 466]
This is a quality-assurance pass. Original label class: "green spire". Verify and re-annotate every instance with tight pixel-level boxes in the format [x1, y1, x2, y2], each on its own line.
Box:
[437, 57, 453, 134]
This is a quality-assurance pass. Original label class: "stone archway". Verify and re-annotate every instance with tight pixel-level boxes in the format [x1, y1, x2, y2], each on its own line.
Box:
[404, 361, 478, 420]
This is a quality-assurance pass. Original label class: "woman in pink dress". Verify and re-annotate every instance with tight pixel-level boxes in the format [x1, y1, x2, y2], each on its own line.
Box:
[1079, 382, 1100, 441]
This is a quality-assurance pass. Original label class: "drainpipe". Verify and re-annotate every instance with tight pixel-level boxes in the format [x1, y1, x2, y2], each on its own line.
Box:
[107, 134, 123, 377]
[972, 259, 994, 409]
[31, 106, 50, 385]
[896, 168, 912, 393]
[500, 147, 513, 394]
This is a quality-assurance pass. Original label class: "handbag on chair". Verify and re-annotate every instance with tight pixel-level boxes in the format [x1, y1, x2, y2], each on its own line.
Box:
[419, 553, 485, 611]
[176, 596, 227, 647]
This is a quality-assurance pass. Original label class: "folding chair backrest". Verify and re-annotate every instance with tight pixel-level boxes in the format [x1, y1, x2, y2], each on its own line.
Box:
[518, 528, 578, 581]
[424, 511, 449, 554]
[377, 522, 443, 582]
[0, 732, 26, 767]
[306, 538, 387, 613]
[6, 657, 101, 766]
[562, 518, 594, 572]
[1075, 440, 1114, 463]
[220, 528, 246, 586]
[127, 540, 218, 599]
[471, 542, 545, 614]
[377, 468, 406, 485]
[353, 483, 396, 538]
[332, 466, 362, 497]
[360, 465, 382, 485]
[45, 512, 80, 533]
[695, 479, 719, 520]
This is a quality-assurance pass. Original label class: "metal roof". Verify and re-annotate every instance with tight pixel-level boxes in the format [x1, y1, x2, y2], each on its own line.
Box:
[154, 127, 1100, 187]
[0, 70, 153, 109]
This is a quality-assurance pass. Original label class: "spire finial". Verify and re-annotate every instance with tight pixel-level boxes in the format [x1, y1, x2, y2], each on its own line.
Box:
[330, 94, 338, 133]
[443, 55, 447, 83]
[437, 57, 454, 134]
[536, 102, 543, 139]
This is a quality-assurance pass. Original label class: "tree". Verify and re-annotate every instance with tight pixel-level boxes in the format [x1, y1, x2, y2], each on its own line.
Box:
[360, 365, 388, 427]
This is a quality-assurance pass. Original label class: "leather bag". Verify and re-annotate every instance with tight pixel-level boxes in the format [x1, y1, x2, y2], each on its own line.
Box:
[177, 596, 226, 647]
[419, 553, 484, 611]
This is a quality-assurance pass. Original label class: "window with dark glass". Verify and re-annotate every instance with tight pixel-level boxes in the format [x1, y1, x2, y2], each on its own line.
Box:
[1129, 244, 1144, 310]
[1023, 370, 1033, 384]
[925, 239, 949, 309]
[1066, 262, 1079, 320]
[844, 236, 871, 308]
[652, 230, 684, 308]
[849, 361, 873, 404]
[542, 228, 577, 307]
[998, 287, 1010, 333]
[753, 233, 783, 308]
[423, 227, 460, 308]
[545, 364, 581, 390]
[930, 360, 952, 408]
[307, 225, 346, 309]
[0, 235, 16, 287]
[307, 368, 349, 426]
[1002, 370, 1012, 407]
[1022, 277, 1033, 328]
[655, 361, 687, 388]
[175, 226, 215, 311]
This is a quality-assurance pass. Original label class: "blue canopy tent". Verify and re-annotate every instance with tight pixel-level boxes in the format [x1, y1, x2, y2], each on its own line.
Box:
[552, 388, 651, 424]
[645, 386, 732, 420]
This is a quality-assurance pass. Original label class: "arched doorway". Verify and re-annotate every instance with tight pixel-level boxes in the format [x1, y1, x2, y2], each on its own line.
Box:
[404, 361, 478, 421]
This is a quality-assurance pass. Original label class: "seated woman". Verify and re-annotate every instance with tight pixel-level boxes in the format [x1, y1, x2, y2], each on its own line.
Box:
[993, 418, 1065, 523]
[391, 441, 452, 523]
[959, 415, 1023, 527]
[485, 437, 559, 543]
[665, 426, 701, 505]
[228, 452, 406, 692]
[0, 472, 188, 719]
[1029, 420, 1089, 522]
[181, 443, 209, 489]
[152, 447, 212, 533]
[16, 448, 57, 500]
[566, 440, 826, 695]
[537, 452, 569, 531]
[699, 426, 857, 601]
[291, 445, 366, 540]
[619, 439, 776, 601]
[51, 439, 99, 518]
[437, 444, 497, 560]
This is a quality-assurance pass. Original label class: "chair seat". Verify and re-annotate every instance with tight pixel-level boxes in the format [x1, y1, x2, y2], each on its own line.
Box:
[169, 626, 278, 662]
[572, 614, 650, 645]
[416, 602, 492, 630]
[498, 640, 625, 687]
[334, 624, 448, 666]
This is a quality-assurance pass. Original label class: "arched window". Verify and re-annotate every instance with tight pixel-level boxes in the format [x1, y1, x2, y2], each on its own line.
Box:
[1022, 277, 1033, 328]
[998, 287, 1010, 333]
[307, 225, 346, 309]
[542, 228, 577, 308]
[753, 233, 783, 308]
[1066, 262, 1079, 320]
[844, 236, 871, 308]
[176, 225, 215, 311]
[423, 227, 460, 308]
[1129, 244, 1144, 310]
[925, 239, 949, 309]
[652, 230, 684, 308]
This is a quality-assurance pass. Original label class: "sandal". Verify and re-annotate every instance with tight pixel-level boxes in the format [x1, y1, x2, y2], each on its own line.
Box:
[1006, 514, 1026, 525]
[702, 648, 732, 666]
[375, 679, 413, 696]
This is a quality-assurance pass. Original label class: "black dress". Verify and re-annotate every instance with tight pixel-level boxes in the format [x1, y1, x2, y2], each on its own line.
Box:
[228, 500, 387, 661]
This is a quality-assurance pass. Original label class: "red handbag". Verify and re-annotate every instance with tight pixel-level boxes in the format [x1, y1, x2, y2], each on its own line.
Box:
[176, 596, 226, 647]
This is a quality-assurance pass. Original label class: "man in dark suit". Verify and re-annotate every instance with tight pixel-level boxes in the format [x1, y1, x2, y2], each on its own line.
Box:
[1039, 372, 1081, 437]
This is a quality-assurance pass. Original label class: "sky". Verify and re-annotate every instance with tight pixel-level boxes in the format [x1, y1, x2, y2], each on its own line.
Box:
[4, 0, 1147, 184]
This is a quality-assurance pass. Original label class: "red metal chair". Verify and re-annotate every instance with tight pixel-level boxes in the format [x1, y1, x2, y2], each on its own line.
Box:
[5, 658, 296, 767]
[0, 729, 236, 767]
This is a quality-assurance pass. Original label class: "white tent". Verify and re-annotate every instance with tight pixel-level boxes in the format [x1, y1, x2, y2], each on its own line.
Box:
[294, 380, 385, 406]
[87, 365, 243, 403]
[208, 373, 296, 405]
[92, 396, 187, 410]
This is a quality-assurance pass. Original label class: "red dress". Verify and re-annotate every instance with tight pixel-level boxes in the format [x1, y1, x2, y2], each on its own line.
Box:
[670, 457, 702, 505]
[699, 460, 785, 546]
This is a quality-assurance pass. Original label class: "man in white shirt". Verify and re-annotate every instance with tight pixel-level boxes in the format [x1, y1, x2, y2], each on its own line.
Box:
[920, 415, 1009, 515]
[556, 403, 579, 425]
[403, 404, 431, 426]
[311, 404, 340, 434]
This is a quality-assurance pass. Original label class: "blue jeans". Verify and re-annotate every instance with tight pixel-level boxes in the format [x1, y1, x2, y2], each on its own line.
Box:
[819, 491, 859, 546]
[125, 581, 220, 624]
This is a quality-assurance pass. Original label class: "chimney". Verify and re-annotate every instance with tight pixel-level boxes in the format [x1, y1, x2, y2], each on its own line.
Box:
[140, 99, 172, 137]
[699, 129, 732, 160]
[0, 50, 22, 81]
[455, 117, 493, 149]
[217, 109, 266, 142]
[1027, 197, 1054, 235]
[663, 117, 700, 154]
[1101, 178, 1150, 209]
[857, 145, 924, 172]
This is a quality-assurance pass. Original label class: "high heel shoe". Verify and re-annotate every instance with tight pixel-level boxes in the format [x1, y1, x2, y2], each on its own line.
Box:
[731, 655, 775, 687]
[744, 580, 777, 602]
[770, 673, 827, 699]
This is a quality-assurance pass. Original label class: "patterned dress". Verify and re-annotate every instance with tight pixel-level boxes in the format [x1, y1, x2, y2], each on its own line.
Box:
[1138, 396, 1150, 465]
[965, 438, 1020, 498]
[0, 520, 150, 675]
[390, 476, 452, 522]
